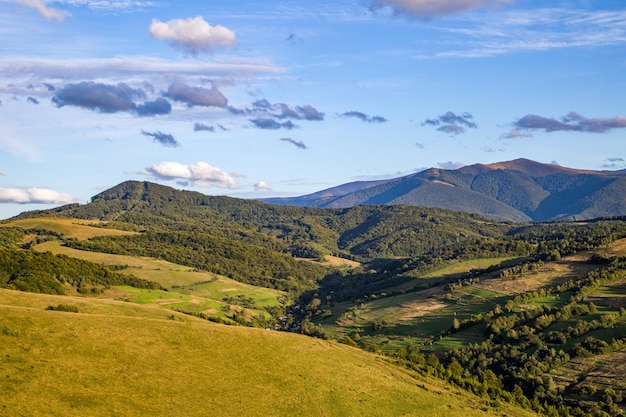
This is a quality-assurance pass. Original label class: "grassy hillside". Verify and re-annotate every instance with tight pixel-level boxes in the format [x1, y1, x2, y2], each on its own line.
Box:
[0, 289, 537, 417]
[6, 182, 626, 415]
[306, 238, 626, 416]
[0, 218, 288, 326]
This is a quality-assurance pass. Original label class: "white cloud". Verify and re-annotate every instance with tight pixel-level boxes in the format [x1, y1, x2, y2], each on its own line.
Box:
[143, 161, 237, 189]
[7, 0, 71, 21]
[254, 181, 272, 191]
[436, 161, 465, 170]
[0, 187, 75, 204]
[149, 16, 236, 54]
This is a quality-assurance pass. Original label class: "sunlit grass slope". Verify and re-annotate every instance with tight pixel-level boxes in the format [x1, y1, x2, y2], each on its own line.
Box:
[0, 289, 537, 417]
[0, 217, 288, 322]
[1, 217, 138, 240]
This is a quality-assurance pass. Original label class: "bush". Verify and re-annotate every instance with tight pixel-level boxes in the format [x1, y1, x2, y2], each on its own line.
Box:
[46, 304, 79, 313]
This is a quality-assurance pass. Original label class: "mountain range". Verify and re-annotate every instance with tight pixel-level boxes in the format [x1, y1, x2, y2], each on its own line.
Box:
[261, 159, 626, 222]
[6, 167, 626, 416]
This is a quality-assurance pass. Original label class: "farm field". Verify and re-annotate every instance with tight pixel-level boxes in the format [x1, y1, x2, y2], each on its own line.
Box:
[1, 217, 138, 240]
[318, 239, 626, 353]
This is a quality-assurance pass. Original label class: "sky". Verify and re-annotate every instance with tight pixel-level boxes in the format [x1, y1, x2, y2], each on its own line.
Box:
[0, 0, 625, 219]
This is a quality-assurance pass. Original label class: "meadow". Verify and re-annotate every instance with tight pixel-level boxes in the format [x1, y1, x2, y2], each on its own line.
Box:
[0, 218, 287, 325]
[3, 211, 626, 415]
[0, 289, 537, 417]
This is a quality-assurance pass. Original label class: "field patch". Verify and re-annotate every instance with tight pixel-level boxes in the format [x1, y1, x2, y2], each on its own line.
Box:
[475, 255, 598, 296]
[596, 237, 626, 258]
[586, 277, 626, 309]
[552, 349, 626, 398]
[30, 240, 286, 324]
[320, 255, 362, 268]
[422, 256, 522, 279]
[1, 217, 138, 240]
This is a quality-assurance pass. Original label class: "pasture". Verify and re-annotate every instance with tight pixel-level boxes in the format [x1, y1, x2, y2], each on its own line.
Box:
[2, 218, 288, 324]
[0, 289, 537, 417]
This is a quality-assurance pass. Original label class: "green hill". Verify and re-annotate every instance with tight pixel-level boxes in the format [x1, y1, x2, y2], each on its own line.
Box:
[6, 181, 626, 416]
[0, 289, 536, 417]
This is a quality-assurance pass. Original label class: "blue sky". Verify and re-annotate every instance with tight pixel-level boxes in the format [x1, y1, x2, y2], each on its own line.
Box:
[1, 0, 625, 219]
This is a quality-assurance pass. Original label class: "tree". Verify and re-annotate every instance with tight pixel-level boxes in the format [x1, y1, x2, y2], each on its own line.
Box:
[452, 317, 461, 331]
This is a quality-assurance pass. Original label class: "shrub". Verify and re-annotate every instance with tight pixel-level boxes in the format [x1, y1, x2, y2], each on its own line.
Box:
[46, 304, 79, 313]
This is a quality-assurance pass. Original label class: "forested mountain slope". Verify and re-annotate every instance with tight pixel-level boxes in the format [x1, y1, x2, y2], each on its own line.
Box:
[261, 159, 626, 222]
[28, 180, 517, 261]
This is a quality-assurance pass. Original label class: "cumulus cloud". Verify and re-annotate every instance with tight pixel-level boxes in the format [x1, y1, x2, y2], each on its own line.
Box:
[143, 161, 237, 189]
[422, 111, 476, 135]
[254, 181, 272, 191]
[250, 118, 298, 130]
[514, 112, 626, 134]
[9, 0, 71, 21]
[26, 96, 39, 104]
[166, 81, 228, 108]
[0, 187, 75, 204]
[296, 104, 325, 121]
[339, 111, 388, 123]
[280, 138, 307, 150]
[140, 129, 180, 147]
[149, 16, 236, 54]
[52, 81, 171, 116]
[135, 98, 172, 116]
[53, 81, 143, 113]
[232, 99, 324, 121]
[369, 0, 514, 19]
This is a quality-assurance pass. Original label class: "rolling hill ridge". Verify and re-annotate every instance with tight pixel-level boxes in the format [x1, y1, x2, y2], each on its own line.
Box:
[261, 159, 626, 222]
[5, 179, 626, 416]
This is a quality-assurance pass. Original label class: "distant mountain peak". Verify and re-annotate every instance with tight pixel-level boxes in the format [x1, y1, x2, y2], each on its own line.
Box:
[458, 158, 561, 176]
[261, 159, 626, 222]
[459, 158, 610, 177]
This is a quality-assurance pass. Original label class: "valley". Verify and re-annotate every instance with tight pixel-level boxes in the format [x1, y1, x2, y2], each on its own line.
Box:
[2, 180, 626, 416]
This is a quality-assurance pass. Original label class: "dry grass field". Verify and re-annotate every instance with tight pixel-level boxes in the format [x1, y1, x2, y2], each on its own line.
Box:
[0, 289, 538, 417]
[1, 217, 138, 240]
